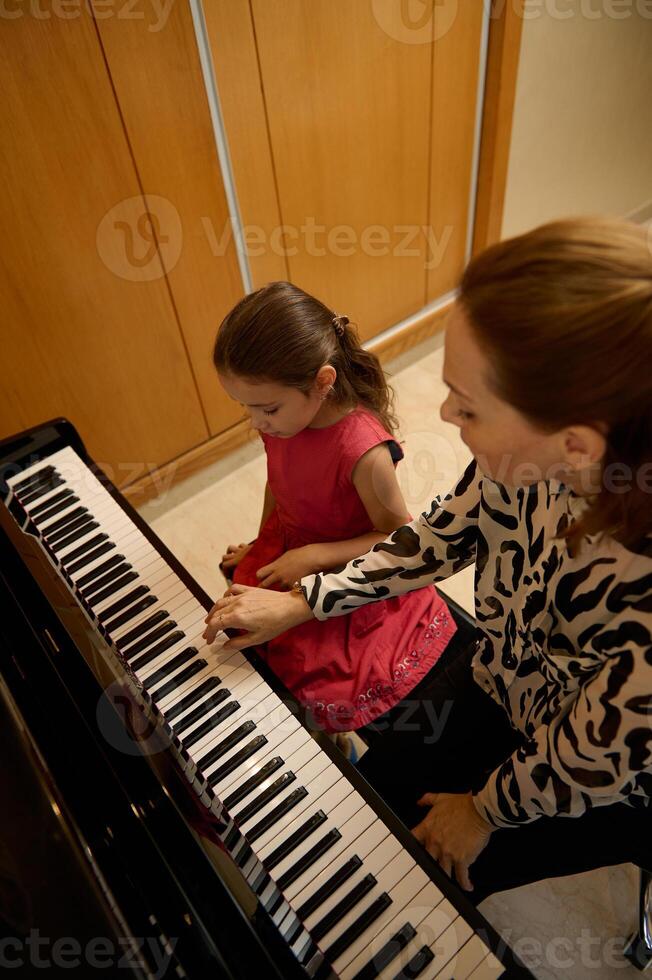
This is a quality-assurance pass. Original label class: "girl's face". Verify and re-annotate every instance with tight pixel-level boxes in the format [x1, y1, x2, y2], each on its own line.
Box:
[219, 371, 332, 438]
[440, 303, 606, 490]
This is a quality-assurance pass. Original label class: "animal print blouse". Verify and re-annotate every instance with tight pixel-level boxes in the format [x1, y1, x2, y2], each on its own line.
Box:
[301, 459, 652, 828]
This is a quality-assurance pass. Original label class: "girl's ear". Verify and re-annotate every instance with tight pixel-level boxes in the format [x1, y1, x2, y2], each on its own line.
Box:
[314, 364, 336, 397]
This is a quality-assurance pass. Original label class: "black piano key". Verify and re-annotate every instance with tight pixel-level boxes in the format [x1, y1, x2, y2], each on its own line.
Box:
[181, 699, 240, 748]
[88, 570, 140, 607]
[235, 772, 296, 827]
[116, 609, 170, 651]
[52, 521, 100, 554]
[174, 686, 231, 733]
[321, 894, 393, 968]
[223, 756, 284, 810]
[392, 945, 435, 980]
[141, 645, 196, 690]
[296, 856, 363, 923]
[312, 874, 377, 944]
[197, 719, 256, 772]
[234, 841, 254, 870]
[12, 464, 56, 493]
[40, 505, 88, 538]
[351, 923, 417, 980]
[98, 585, 150, 625]
[150, 658, 208, 704]
[265, 809, 327, 871]
[277, 828, 343, 893]
[162, 672, 219, 718]
[121, 619, 177, 659]
[47, 513, 94, 546]
[121, 624, 181, 670]
[284, 917, 304, 948]
[246, 787, 309, 846]
[30, 488, 76, 521]
[61, 533, 110, 569]
[102, 593, 157, 633]
[82, 563, 133, 600]
[20, 475, 64, 505]
[206, 735, 268, 788]
[76, 553, 125, 588]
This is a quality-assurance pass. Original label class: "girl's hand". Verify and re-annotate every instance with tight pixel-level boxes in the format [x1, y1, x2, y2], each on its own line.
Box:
[221, 542, 253, 570]
[256, 545, 321, 589]
[202, 584, 313, 649]
[412, 792, 493, 892]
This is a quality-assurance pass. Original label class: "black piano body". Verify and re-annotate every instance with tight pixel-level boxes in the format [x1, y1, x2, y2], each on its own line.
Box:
[0, 419, 532, 979]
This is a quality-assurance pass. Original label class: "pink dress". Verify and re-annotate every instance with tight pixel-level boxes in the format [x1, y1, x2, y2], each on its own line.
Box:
[233, 407, 457, 732]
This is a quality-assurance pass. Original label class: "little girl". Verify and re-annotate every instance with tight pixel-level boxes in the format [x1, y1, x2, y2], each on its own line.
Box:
[211, 280, 457, 733]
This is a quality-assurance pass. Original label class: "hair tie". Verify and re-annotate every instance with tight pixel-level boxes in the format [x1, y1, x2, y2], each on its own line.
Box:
[332, 314, 349, 338]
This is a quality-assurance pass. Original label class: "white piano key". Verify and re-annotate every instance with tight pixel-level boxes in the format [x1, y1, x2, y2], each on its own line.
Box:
[208, 723, 312, 798]
[340, 881, 444, 978]
[186, 679, 285, 763]
[238, 753, 335, 837]
[283, 804, 381, 906]
[255, 776, 353, 861]
[376, 901, 463, 980]
[466, 944, 505, 979]
[307, 850, 414, 960]
[302, 833, 405, 935]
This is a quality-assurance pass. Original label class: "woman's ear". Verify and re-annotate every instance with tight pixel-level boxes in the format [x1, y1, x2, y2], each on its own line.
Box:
[314, 364, 337, 398]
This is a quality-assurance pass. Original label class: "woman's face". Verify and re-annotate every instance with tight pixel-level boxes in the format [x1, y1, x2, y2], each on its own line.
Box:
[440, 303, 604, 489]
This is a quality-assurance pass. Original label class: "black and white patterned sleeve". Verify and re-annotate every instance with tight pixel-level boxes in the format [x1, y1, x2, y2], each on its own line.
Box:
[301, 458, 481, 621]
[473, 606, 652, 827]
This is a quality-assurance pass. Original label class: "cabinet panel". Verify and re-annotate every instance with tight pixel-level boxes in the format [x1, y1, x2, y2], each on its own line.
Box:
[250, 0, 433, 340]
[0, 8, 208, 483]
[204, 0, 288, 290]
[428, 0, 484, 299]
[93, 0, 246, 437]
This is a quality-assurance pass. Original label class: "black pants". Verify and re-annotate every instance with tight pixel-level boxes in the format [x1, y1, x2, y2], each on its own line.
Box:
[357, 635, 651, 903]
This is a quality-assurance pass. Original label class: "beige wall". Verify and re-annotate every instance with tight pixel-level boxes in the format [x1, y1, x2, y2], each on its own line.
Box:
[501, 0, 652, 238]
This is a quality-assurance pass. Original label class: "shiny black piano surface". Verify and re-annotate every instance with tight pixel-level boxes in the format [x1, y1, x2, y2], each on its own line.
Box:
[0, 420, 532, 979]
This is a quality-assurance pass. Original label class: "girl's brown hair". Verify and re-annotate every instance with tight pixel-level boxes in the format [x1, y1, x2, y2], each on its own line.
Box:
[459, 215, 652, 555]
[213, 280, 398, 434]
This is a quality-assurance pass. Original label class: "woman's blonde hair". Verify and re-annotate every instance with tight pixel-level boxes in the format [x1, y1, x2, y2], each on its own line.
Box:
[459, 216, 652, 555]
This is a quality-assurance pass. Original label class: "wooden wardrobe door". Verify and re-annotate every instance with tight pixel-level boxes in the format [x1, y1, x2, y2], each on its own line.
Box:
[0, 7, 208, 484]
[93, 0, 247, 438]
[249, 0, 433, 341]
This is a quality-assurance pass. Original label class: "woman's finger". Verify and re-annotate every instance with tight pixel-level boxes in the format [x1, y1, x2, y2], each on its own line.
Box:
[417, 793, 438, 808]
[222, 630, 262, 652]
[455, 861, 473, 892]
[439, 853, 453, 878]
[258, 571, 280, 589]
[205, 595, 237, 622]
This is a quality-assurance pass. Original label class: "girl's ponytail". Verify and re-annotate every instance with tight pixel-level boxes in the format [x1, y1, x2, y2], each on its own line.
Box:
[330, 315, 398, 435]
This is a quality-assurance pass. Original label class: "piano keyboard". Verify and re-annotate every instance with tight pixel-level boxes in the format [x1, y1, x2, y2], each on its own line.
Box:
[5, 445, 508, 980]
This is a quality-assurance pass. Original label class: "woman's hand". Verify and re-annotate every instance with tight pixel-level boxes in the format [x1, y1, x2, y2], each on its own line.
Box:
[221, 541, 253, 571]
[256, 545, 321, 589]
[412, 792, 493, 892]
[202, 583, 313, 649]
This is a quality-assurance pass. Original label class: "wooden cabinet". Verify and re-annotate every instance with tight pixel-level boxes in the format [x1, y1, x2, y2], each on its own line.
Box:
[208, 0, 485, 339]
[0, 1, 511, 498]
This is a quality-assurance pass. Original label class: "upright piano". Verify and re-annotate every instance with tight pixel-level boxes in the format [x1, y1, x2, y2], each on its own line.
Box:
[0, 420, 532, 979]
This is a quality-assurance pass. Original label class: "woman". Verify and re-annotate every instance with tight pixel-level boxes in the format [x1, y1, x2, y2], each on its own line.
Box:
[203, 216, 652, 901]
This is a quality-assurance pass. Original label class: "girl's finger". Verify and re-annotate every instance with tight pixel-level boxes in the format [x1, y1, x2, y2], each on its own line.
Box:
[255, 563, 273, 579]
[258, 572, 280, 588]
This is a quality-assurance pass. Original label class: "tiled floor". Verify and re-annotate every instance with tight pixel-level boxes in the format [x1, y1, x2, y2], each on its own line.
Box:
[138, 333, 642, 979]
